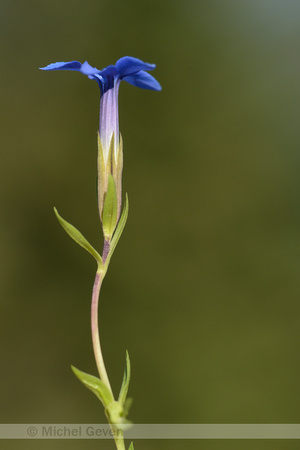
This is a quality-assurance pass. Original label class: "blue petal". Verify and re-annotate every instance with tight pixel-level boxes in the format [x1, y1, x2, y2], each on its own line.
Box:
[79, 61, 100, 76]
[39, 61, 83, 71]
[123, 70, 162, 91]
[115, 57, 156, 78]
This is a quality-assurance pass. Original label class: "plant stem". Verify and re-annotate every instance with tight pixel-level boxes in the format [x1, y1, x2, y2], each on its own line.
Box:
[111, 427, 126, 450]
[91, 271, 113, 394]
[91, 240, 126, 450]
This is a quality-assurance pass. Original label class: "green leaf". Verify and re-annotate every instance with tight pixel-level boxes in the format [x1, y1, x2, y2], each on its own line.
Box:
[102, 174, 118, 240]
[71, 365, 114, 407]
[128, 443, 134, 450]
[118, 350, 131, 405]
[105, 194, 129, 269]
[54, 208, 102, 267]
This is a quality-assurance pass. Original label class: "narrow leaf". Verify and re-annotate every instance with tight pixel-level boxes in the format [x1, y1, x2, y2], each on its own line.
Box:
[71, 365, 113, 407]
[54, 208, 102, 266]
[118, 350, 131, 405]
[105, 194, 129, 268]
[102, 175, 118, 240]
[128, 443, 134, 450]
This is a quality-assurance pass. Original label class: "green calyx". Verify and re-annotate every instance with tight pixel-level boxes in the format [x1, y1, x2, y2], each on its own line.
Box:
[102, 174, 118, 241]
[112, 133, 123, 220]
[97, 133, 123, 222]
[104, 193, 129, 269]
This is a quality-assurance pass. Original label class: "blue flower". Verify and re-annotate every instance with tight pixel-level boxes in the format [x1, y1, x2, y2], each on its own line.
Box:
[40, 56, 161, 221]
[40, 57, 161, 94]
[40, 57, 161, 161]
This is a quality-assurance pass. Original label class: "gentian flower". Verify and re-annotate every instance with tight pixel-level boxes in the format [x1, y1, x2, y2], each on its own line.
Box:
[40, 57, 161, 225]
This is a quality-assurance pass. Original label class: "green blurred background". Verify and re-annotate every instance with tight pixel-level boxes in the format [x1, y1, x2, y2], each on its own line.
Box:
[1, 0, 300, 449]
